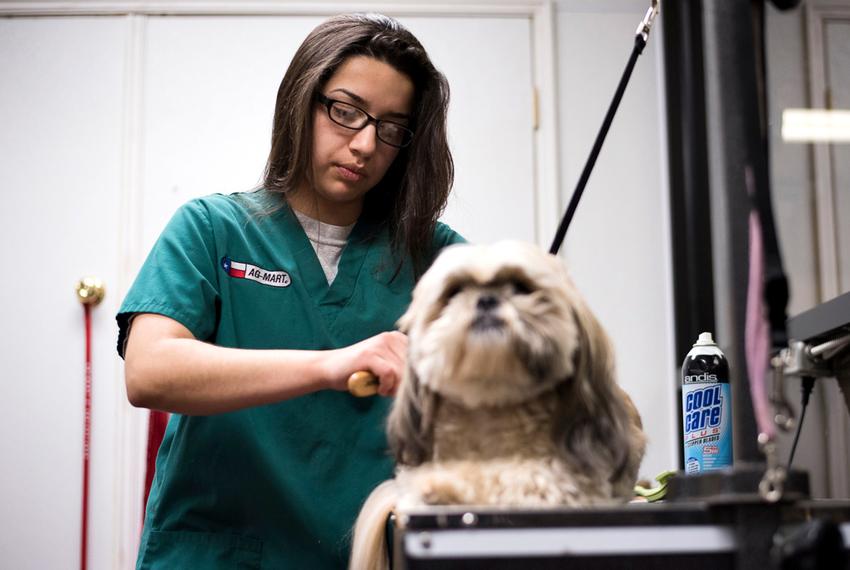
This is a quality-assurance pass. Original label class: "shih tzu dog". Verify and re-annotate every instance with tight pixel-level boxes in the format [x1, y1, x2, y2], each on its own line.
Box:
[350, 241, 646, 570]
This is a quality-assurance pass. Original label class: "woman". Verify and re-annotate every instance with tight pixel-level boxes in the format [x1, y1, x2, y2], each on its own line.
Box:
[118, 13, 463, 568]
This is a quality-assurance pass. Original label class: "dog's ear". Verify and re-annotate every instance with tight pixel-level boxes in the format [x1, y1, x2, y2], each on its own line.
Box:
[388, 290, 442, 467]
[552, 294, 645, 495]
[386, 362, 438, 467]
[396, 307, 414, 336]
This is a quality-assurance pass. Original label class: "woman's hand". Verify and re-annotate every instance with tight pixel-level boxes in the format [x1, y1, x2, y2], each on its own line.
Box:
[323, 331, 408, 396]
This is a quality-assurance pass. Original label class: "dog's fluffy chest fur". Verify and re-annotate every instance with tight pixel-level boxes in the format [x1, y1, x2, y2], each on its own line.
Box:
[398, 391, 625, 508]
[392, 394, 607, 509]
[431, 396, 557, 462]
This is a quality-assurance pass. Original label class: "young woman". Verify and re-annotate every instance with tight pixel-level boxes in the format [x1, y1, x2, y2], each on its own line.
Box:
[118, 13, 463, 568]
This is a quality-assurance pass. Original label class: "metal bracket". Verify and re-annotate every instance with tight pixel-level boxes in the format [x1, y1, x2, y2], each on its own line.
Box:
[769, 336, 850, 431]
[761, 333, 850, 500]
[776, 336, 850, 381]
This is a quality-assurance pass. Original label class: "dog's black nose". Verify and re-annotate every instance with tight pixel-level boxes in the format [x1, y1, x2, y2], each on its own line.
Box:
[476, 294, 500, 312]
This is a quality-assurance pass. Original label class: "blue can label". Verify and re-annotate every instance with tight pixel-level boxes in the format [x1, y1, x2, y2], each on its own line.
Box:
[682, 383, 733, 472]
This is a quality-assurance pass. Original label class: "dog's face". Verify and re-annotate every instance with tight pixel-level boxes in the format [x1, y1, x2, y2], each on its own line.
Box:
[398, 241, 579, 408]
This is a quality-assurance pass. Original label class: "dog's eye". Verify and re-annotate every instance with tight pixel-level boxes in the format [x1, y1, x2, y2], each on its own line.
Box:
[443, 283, 463, 300]
[510, 279, 533, 295]
[491, 274, 535, 296]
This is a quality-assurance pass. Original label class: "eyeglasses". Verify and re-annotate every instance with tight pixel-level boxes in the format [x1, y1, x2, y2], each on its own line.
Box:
[316, 93, 414, 149]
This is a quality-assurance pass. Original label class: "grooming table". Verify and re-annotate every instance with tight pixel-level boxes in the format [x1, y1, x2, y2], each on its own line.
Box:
[392, 498, 850, 569]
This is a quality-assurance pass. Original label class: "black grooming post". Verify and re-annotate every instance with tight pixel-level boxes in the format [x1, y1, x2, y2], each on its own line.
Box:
[549, 3, 658, 256]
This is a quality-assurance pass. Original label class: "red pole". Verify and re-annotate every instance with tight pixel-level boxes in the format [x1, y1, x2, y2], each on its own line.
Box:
[81, 303, 93, 570]
[75, 276, 103, 570]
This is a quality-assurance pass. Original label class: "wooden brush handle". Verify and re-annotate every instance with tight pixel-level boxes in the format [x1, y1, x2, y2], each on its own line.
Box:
[347, 370, 379, 397]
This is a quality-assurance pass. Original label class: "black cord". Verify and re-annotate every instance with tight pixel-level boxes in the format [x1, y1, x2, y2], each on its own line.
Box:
[787, 376, 815, 471]
[549, 33, 647, 255]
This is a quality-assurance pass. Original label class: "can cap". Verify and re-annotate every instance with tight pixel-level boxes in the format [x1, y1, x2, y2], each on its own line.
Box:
[694, 332, 716, 346]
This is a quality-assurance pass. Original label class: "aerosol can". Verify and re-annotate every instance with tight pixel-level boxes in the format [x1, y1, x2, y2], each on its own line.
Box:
[681, 332, 733, 473]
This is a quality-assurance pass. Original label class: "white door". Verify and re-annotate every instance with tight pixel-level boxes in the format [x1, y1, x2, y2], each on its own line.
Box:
[808, 8, 850, 499]
[824, 18, 850, 294]
[0, 16, 130, 570]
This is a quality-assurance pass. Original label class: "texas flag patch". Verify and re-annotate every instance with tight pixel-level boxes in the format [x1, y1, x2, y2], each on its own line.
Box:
[221, 256, 291, 288]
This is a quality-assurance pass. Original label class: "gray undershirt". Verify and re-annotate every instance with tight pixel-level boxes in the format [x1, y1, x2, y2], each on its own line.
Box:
[292, 209, 354, 285]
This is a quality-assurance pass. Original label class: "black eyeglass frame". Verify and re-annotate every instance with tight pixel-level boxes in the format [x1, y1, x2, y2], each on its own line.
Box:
[315, 93, 415, 149]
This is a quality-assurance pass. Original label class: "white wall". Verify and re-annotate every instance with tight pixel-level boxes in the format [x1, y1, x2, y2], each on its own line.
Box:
[556, 0, 677, 482]
[139, 13, 538, 251]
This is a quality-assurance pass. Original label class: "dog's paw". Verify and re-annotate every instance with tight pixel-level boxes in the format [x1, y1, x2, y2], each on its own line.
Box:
[416, 471, 476, 505]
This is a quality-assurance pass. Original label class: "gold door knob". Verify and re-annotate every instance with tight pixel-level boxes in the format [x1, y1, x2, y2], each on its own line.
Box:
[75, 277, 105, 306]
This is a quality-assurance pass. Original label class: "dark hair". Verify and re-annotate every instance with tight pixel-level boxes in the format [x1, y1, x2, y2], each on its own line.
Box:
[263, 13, 453, 275]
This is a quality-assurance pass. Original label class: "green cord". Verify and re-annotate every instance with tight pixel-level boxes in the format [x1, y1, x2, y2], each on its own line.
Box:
[633, 470, 677, 502]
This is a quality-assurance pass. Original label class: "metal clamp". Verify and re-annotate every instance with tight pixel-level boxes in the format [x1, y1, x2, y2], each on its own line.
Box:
[768, 336, 848, 430]
[770, 335, 850, 425]
[779, 335, 850, 378]
[636, 0, 660, 42]
[778, 340, 836, 380]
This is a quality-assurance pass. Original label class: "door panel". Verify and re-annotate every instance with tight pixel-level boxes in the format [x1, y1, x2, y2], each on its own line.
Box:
[822, 15, 850, 499]
[825, 19, 850, 293]
[0, 16, 127, 570]
[141, 16, 324, 253]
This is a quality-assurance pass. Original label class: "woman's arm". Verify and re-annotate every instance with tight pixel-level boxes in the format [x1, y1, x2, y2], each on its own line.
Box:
[124, 313, 407, 415]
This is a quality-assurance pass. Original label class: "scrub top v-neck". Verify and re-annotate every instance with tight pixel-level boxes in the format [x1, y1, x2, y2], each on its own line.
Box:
[117, 190, 464, 569]
[282, 205, 371, 325]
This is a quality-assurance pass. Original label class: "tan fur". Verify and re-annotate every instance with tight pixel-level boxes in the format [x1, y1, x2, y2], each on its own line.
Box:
[349, 480, 397, 570]
[350, 241, 647, 569]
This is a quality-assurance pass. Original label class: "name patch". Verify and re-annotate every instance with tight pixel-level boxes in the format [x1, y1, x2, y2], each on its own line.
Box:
[221, 256, 291, 288]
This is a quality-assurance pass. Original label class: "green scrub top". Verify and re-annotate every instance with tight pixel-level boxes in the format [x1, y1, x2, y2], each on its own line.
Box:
[116, 190, 463, 569]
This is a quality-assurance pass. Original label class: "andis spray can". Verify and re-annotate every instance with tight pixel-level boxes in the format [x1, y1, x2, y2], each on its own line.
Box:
[681, 332, 733, 473]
